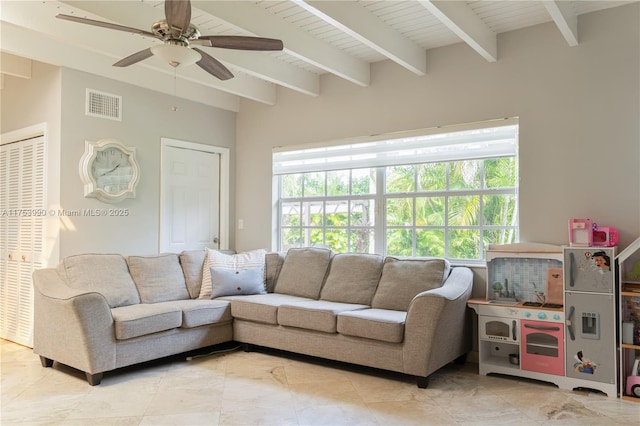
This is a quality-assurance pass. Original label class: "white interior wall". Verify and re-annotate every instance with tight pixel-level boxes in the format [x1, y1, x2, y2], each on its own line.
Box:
[2, 64, 237, 258]
[234, 4, 640, 269]
[1, 61, 62, 267]
[58, 68, 237, 256]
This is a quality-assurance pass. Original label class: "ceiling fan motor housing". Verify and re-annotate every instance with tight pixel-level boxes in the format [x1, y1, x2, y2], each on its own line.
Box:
[151, 20, 200, 43]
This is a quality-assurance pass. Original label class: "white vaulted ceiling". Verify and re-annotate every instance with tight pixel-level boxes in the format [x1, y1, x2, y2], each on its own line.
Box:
[1, 1, 636, 111]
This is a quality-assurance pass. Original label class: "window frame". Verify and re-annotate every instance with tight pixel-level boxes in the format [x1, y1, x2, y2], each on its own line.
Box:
[273, 119, 519, 264]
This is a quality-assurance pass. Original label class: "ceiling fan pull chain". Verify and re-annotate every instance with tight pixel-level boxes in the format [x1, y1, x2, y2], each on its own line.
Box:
[171, 67, 178, 112]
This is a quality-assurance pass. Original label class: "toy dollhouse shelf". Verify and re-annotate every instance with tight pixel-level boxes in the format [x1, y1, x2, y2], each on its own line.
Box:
[616, 237, 640, 403]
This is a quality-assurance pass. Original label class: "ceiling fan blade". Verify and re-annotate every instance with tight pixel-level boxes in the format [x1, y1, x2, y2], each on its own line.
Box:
[165, 0, 191, 35]
[197, 36, 284, 51]
[56, 14, 156, 38]
[113, 48, 154, 67]
[192, 48, 233, 81]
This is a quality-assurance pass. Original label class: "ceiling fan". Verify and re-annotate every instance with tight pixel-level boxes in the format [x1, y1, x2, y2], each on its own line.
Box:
[56, 0, 284, 81]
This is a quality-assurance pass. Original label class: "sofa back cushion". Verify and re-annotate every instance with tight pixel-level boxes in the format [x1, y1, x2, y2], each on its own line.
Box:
[371, 257, 450, 311]
[179, 250, 207, 299]
[57, 254, 140, 308]
[320, 253, 384, 305]
[127, 254, 190, 303]
[274, 247, 332, 299]
[265, 252, 285, 293]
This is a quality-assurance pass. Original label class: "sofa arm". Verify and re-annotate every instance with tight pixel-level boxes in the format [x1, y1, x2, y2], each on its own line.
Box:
[402, 266, 473, 378]
[33, 268, 116, 375]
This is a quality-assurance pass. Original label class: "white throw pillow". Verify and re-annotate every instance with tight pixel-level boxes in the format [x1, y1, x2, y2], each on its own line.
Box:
[198, 248, 266, 299]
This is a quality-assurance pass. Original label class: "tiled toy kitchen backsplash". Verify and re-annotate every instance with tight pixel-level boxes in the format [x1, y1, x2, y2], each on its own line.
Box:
[487, 257, 563, 302]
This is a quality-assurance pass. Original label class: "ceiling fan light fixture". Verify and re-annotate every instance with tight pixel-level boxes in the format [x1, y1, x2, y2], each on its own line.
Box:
[151, 44, 201, 68]
[55, 0, 283, 81]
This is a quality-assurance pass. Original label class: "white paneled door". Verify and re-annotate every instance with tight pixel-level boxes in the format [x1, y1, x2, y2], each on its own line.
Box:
[0, 135, 45, 348]
[160, 140, 221, 253]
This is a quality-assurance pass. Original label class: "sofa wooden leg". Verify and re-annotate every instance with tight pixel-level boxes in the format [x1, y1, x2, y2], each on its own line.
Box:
[39, 356, 53, 368]
[86, 372, 103, 386]
[416, 376, 430, 389]
[454, 353, 468, 365]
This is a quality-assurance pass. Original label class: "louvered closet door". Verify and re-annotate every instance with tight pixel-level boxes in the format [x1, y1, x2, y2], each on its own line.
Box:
[0, 136, 45, 347]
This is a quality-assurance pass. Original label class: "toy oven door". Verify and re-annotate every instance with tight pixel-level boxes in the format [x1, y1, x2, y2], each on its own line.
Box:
[521, 320, 564, 376]
[479, 316, 519, 343]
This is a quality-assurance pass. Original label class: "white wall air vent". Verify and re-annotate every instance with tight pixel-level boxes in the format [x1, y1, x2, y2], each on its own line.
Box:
[86, 89, 122, 121]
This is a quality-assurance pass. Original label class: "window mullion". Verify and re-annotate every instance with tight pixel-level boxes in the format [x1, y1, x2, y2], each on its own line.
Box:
[322, 200, 326, 247]
[479, 161, 485, 256]
[412, 166, 417, 256]
[444, 163, 450, 258]
[376, 167, 385, 255]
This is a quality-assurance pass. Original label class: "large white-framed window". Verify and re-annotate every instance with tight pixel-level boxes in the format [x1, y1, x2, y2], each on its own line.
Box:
[273, 118, 519, 263]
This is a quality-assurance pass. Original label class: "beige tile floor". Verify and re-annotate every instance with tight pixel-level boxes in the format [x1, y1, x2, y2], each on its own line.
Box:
[2, 339, 639, 425]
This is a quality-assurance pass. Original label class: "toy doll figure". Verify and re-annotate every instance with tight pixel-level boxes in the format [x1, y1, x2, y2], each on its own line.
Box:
[592, 251, 611, 272]
[573, 351, 598, 374]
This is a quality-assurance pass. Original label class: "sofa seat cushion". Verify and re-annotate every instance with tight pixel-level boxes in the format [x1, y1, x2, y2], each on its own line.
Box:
[320, 253, 384, 305]
[57, 254, 140, 308]
[111, 304, 182, 340]
[127, 253, 190, 303]
[337, 309, 407, 343]
[274, 247, 332, 299]
[222, 293, 313, 325]
[277, 301, 369, 334]
[159, 300, 232, 328]
[371, 257, 450, 311]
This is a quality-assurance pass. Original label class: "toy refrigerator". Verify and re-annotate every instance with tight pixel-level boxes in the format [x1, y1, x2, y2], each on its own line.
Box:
[564, 246, 617, 395]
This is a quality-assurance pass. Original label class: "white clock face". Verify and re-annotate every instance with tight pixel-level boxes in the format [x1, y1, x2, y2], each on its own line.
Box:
[91, 147, 133, 195]
[80, 139, 139, 203]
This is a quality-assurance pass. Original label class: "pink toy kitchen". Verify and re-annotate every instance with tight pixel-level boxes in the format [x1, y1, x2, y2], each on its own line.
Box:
[468, 242, 619, 398]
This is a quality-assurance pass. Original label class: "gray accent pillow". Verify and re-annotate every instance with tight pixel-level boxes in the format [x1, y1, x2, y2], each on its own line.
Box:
[320, 253, 384, 305]
[57, 254, 140, 308]
[371, 257, 448, 311]
[127, 253, 190, 304]
[199, 248, 266, 299]
[210, 266, 267, 298]
[274, 247, 332, 299]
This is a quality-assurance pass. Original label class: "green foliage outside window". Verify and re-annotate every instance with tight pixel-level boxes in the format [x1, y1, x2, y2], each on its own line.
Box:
[278, 156, 517, 261]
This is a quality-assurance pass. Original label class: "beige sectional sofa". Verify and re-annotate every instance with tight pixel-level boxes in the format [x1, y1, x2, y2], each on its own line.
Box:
[32, 247, 473, 387]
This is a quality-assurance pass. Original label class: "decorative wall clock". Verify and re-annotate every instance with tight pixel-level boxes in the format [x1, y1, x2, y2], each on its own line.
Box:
[79, 138, 140, 203]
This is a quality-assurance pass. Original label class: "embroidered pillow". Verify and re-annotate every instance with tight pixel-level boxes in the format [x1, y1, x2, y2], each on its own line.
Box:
[198, 248, 266, 299]
[209, 266, 266, 298]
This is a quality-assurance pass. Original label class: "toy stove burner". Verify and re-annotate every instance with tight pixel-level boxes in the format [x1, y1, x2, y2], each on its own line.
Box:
[522, 301, 563, 309]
